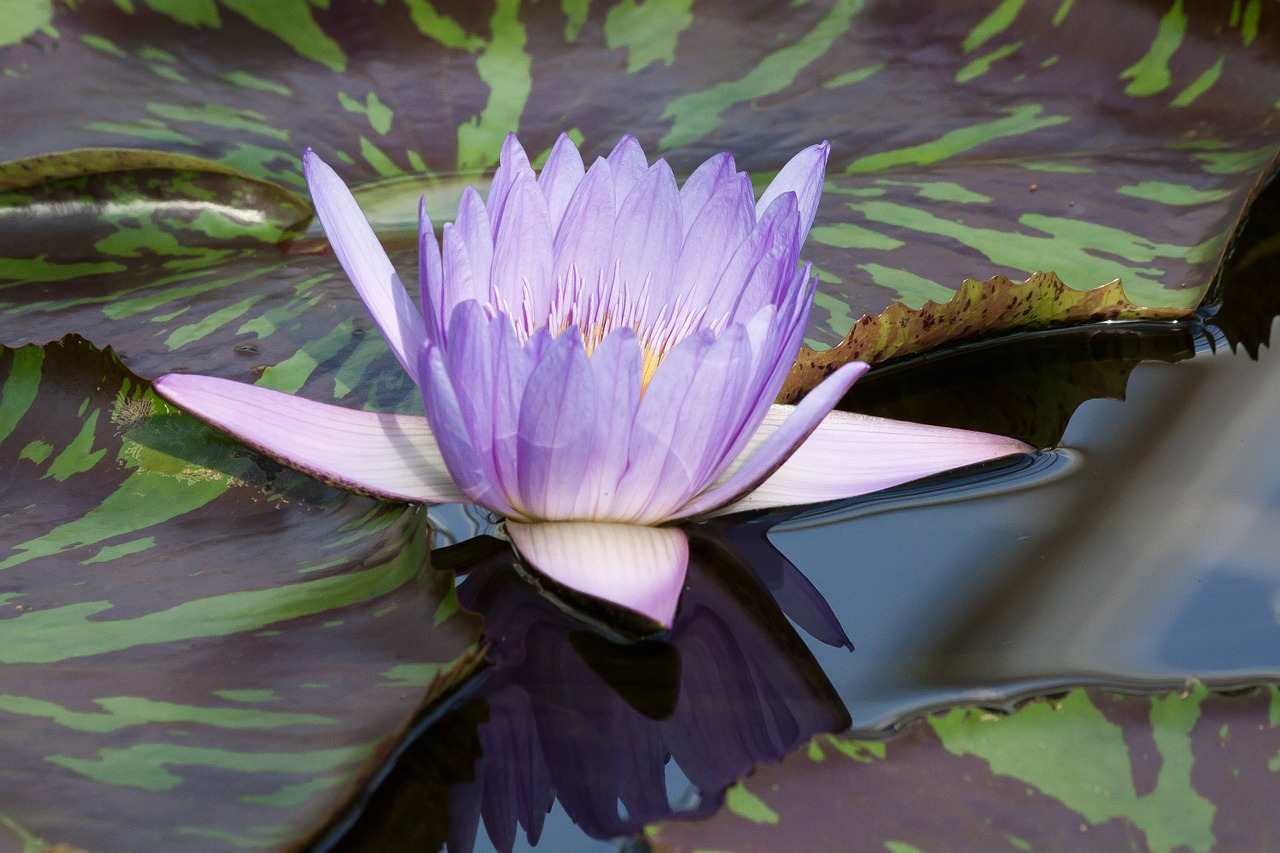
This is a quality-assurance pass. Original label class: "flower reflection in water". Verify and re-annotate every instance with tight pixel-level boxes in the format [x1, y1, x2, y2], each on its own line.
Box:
[340, 525, 852, 852]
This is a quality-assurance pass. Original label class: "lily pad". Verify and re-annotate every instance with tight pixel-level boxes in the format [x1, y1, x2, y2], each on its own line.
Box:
[0, 335, 482, 852]
[645, 683, 1280, 853]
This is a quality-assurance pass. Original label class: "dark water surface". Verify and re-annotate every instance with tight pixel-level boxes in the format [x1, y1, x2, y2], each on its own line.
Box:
[328, 190, 1280, 853]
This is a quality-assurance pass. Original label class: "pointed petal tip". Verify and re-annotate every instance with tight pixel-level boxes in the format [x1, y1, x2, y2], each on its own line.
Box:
[505, 520, 688, 628]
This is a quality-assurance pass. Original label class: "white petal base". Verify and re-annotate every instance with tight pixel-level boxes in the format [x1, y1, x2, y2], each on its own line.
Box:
[505, 521, 689, 628]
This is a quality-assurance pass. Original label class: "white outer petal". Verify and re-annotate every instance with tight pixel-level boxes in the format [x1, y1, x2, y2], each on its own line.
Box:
[154, 374, 467, 504]
[705, 405, 1034, 516]
[506, 520, 689, 628]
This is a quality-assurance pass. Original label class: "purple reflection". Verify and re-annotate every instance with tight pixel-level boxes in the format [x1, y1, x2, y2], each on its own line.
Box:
[435, 528, 850, 851]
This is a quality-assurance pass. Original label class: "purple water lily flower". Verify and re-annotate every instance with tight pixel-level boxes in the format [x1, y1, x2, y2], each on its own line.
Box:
[155, 133, 1030, 627]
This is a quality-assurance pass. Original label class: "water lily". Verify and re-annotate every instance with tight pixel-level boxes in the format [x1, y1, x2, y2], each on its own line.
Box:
[154, 133, 1030, 627]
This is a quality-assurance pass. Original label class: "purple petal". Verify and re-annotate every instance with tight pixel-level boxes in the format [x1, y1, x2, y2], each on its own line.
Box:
[420, 344, 518, 516]
[708, 404, 1034, 517]
[490, 318, 540, 503]
[672, 361, 869, 519]
[538, 132, 586, 231]
[304, 149, 426, 383]
[443, 301, 501, 497]
[704, 192, 800, 323]
[672, 172, 755, 308]
[418, 199, 444, 343]
[491, 173, 555, 319]
[153, 373, 467, 503]
[613, 160, 682, 302]
[574, 329, 642, 518]
[440, 222, 478, 338]
[487, 133, 534, 234]
[505, 521, 689, 627]
[453, 185, 495, 306]
[606, 135, 649, 205]
[552, 157, 616, 292]
[678, 151, 737, 234]
[515, 330, 597, 519]
[755, 140, 829, 244]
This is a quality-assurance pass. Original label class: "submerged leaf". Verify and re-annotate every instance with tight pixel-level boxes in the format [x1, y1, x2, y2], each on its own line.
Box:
[780, 272, 1195, 403]
[646, 683, 1280, 853]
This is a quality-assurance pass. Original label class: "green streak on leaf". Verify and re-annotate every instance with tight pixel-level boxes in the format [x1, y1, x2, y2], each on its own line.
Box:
[1052, 0, 1074, 25]
[359, 136, 407, 178]
[148, 63, 190, 84]
[1170, 57, 1224, 107]
[877, 178, 993, 203]
[859, 262, 954, 308]
[660, 0, 862, 150]
[1119, 0, 1186, 96]
[1269, 685, 1279, 726]
[45, 409, 106, 482]
[141, 0, 220, 28]
[811, 222, 903, 251]
[845, 105, 1069, 173]
[0, 527, 422, 663]
[0, 347, 42, 444]
[219, 0, 347, 71]
[0, 694, 332, 733]
[1006, 834, 1032, 851]
[84, 119, 200, 147]
[256, 319, 355, 393]
[1242, 0, 1261, 45]
[51, 741, 367, 792]
[175, 825, 293, 847]
[562, 0, 590, 40]
[848, 200, 1204, 307]
[80, 33, 128, 57]
[237, 274, 329, 337]
[807, 739, 825, 761]
[18, 440, 52, 464]
[381, 662, 445, 688]
[883, 843, 926, 853]
[0, 468, 228, 573]
[724, 782, 779, 825]
[930, 688, 1215, 853]
[80, 537, 156, 564]
[604, 0, 693, 72]
[240, 775, 348, 807]
[433, 584, 460, 626]
[457, 0, 531, 171]
[1116, 180, 1232, 206]
[401, 0, 484, 51]
[331, 332, 395, 400]
[962, 0, 1026, 52]
[165, 294, 266, 350]
[1269, 752, 1280, 772]
[1016, 160, 1094, 173]
[823, 61, 885, 89]
[215, 690, 279, 703]
[825, 736, 885, 763]
[810, 290, 858, 342]
[139, 45, 178, 63]
[0, 812, 47, 853]
[219, 70, 292, 96]
[147, 102, 288, 141]
[1, 1, 53, 48]
[1193, 144, 1277, 175]
[956, 41, 1022, 84]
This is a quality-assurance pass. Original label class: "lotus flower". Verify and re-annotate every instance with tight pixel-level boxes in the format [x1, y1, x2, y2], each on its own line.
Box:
[154, 133, 1030, 627]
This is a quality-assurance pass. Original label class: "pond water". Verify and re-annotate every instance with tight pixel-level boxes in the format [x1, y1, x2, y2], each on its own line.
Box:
[320, 185, 1280, 853]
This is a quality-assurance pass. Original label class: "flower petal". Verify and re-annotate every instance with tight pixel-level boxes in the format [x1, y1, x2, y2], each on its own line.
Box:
[678, 151, 737, 233]
[575, 328, 642, 518]
[606, 134, 649, 204]
[453, 185, 495, 307]
[515, 330, 596, 519]
[491, 173, 555, 319]
[672, 361, 869, 519]
[505, 520, 689, 627]
[755, 140, 829, 244]
[418, 199, 444, 343]
[304, 149, 426, 383]
[672, 171, 755, 308]
[552, 157, 616, 292]
[538, 132, 586, 232]
[614, 159, 682, 303]
[709, 405, 1035, 517]
[152, 373, 467, 503]
[705, 191, 800, 323]
[487, 133, 534, 234]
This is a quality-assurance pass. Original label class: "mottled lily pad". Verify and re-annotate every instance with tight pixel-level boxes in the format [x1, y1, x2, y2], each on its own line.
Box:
[781, 272, 1195, 403]
[0, 336, 482, 852]
[646, 683, 1280, 853]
